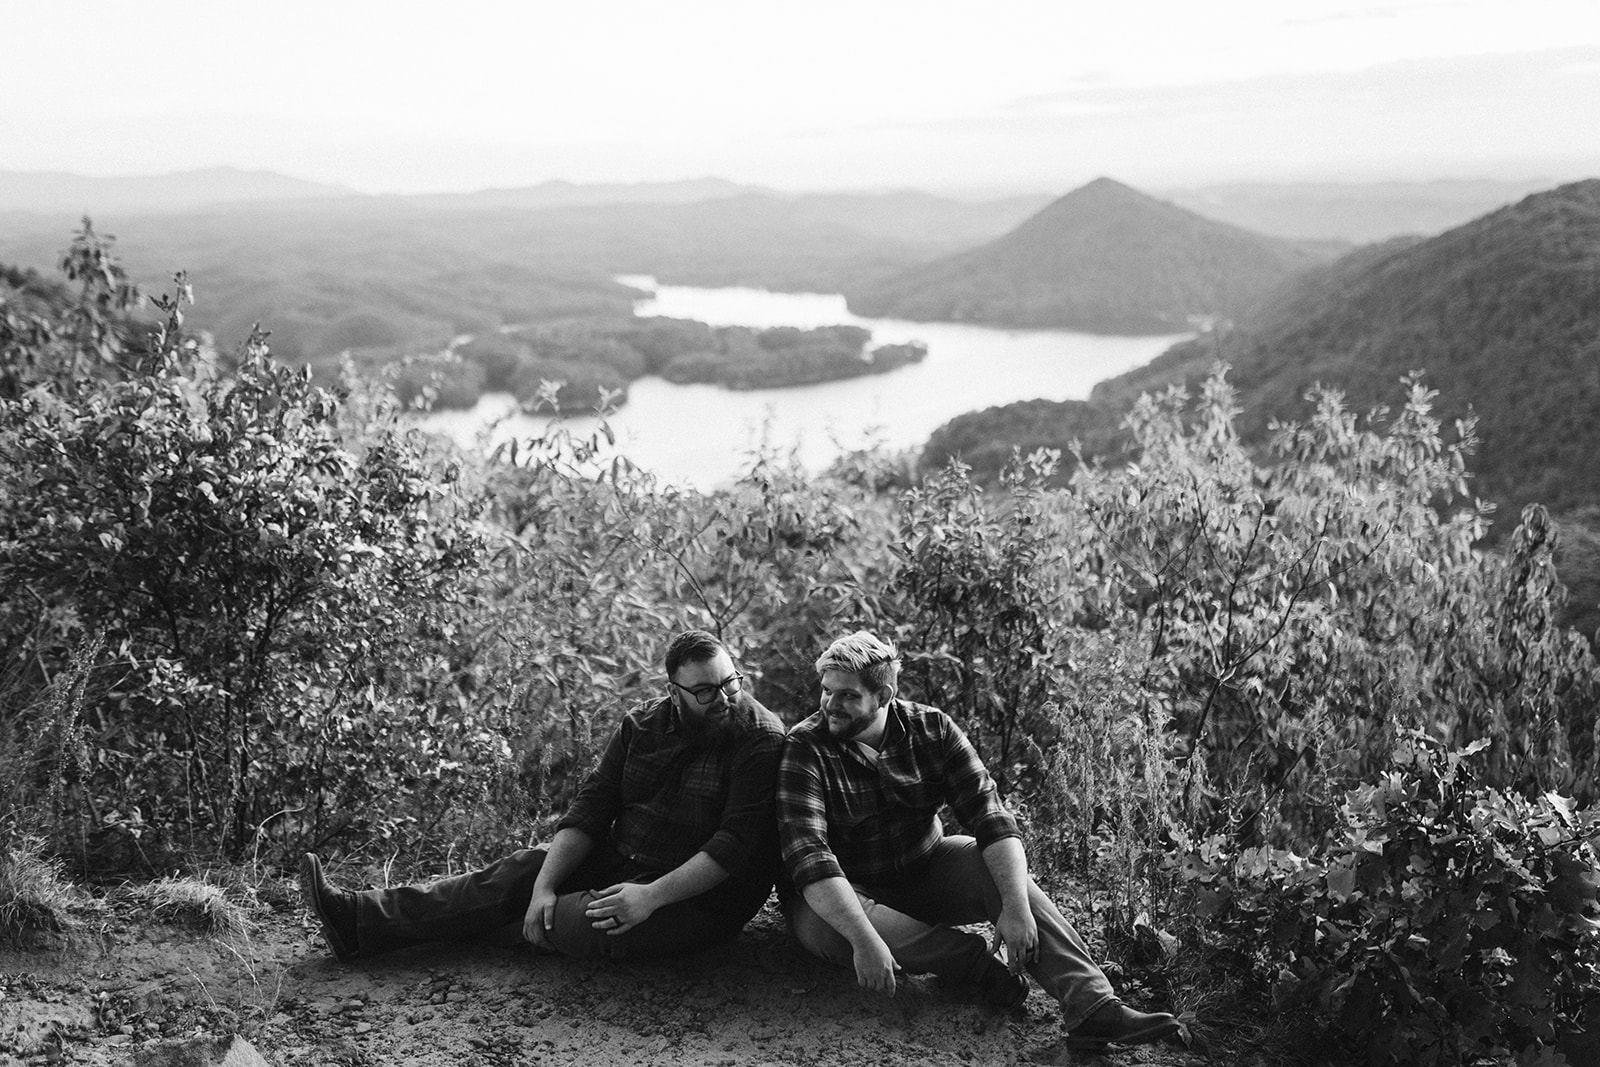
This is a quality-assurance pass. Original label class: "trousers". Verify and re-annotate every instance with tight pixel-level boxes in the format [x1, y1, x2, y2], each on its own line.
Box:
[786, 836, 1117, 1027]
[352, 845, 766, 961]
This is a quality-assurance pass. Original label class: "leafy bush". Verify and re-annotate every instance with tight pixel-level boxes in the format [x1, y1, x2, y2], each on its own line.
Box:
[1176, 732, 1600, 1066]
[1070, 369, 1600, 844]
[0, 237, 486, 860]
[879, 451, 1080, 793]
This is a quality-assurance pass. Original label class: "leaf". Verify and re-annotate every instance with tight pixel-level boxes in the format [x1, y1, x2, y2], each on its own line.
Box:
[1514, 1045, 1572, 1067]
[1544, 791, 1576, 829]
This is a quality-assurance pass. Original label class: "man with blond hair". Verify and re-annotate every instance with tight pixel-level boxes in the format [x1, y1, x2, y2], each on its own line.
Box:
[301, 629, 785, 962]
[777, 630, 1182, 1049]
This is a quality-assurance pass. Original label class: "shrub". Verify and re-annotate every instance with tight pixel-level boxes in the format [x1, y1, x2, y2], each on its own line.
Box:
[879, 451, 1080, 793]
[1176, 732, 1600, 1066]
[0, 252, 485, 860]
[1071, 369, 1600, 844]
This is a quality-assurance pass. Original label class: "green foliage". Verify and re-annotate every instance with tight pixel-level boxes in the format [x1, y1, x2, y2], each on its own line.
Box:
[1176, 733, 1600, 1066]
[1, 222, 146, 399]
[920, 396, 1125, 485]
[1096, 179, 1600, 523]
[1071, 370, 1600, 843]
[0, 235, 485, 860]
[1553, 505, 1600, 647]
[879, 451, 1077, 792]
[1023, 631, 1174, 937]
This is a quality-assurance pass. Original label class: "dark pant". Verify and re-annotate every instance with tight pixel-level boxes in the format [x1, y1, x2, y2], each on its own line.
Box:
[787, 836, 1117, 1027]
[353, 845, 767, 961]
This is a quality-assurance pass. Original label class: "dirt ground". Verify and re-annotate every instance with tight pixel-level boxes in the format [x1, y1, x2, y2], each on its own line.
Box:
[1, 877, 1213, 1067]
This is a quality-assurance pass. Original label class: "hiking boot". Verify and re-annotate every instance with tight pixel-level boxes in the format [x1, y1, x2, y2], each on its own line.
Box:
[1065, 1000, 1181, 1048]
[977, 957, 1030, 1011]
[300, 853, 358, 962]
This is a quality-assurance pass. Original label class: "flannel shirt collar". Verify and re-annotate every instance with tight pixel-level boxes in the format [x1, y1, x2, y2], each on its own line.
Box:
[813, 698, 907, 758]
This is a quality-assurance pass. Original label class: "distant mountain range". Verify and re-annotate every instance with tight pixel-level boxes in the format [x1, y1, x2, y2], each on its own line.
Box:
[843, 178, 1345, 333]
[926, 180, 1600, 528]
[1157, 179, 1554, 243]
[0, 167, 355, 214]
[1, 166, 1561, 245]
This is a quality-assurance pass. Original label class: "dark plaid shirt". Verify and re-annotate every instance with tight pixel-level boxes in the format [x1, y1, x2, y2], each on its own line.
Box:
[777, 699, 1020, 889]
[558, 693, 785, 888]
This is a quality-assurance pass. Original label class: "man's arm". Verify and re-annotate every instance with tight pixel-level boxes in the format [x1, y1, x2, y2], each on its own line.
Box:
[583, 850, 730, 934]
[588, 708, 785, 934]
[777, 734, 897, 995]
[528, 711, 638, 945]
[691, 703, 785, 879]
[935, 712, 1037, 971]
[801, 876, 898, 995]
[981, 835, 1039, 972]
[523, 826, 596, 946]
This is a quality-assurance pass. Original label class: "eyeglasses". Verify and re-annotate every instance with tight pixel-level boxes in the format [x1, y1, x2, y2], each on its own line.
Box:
[669, 673, 744, 706]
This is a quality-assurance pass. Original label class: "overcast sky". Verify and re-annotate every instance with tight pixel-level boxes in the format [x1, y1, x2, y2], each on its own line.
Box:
[7, 0, 1599, 195]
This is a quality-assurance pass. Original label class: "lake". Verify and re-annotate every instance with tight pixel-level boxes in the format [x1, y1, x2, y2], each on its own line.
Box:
[417, 276, 1190, 489]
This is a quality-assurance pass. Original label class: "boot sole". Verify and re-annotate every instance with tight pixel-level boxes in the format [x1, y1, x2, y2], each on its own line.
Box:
[300, 853, 356, 962]
[1062, 1019, 1182, 1049]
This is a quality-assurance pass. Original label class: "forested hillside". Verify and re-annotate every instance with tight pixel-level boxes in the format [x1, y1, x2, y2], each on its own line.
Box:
[0, 187, 1038, 371]
[3, 232, 1597, 1066]
[843, 178, 1343, 332]
[924, 180, 1600, 631]
[1100, 180, 1600, 513]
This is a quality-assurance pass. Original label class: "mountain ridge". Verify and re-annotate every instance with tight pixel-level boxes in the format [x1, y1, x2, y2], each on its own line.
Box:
[0, 166, 357, 214]
[926, 179, 1600, 526]
[843, 177, 1344, 333]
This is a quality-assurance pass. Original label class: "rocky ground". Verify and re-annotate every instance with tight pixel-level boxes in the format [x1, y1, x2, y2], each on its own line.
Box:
[2, 874, 1217, 1067]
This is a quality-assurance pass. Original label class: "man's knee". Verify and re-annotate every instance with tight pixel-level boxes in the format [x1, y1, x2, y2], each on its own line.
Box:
[544, 889, 614, 959]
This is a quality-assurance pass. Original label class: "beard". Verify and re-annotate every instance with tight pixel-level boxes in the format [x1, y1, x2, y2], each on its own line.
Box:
[677, 695, 748, 749]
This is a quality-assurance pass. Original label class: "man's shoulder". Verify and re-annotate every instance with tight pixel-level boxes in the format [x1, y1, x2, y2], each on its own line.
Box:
[895, 699, 953, 735]
[784, 709, 828, 744]
[620, 695, 674, 733]
[738, 694, 788, 743]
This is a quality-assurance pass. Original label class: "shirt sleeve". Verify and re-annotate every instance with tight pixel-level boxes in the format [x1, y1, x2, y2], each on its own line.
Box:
[696, 719, 783, 878]
[940, 714, 1021, 849]
[777, 734, 847, 889]
[555, 714, 632, 839]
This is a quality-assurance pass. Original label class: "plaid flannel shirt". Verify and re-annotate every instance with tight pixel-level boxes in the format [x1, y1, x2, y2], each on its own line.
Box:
[558, 692, 785, 887]
[777, 698, 1020, 889]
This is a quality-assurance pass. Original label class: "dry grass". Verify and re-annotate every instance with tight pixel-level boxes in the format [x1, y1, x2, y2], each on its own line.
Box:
[127, 874, 255, 939]
[0, 834, 87, 944]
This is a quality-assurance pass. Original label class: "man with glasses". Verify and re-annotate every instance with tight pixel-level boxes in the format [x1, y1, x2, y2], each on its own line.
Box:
[777, 630, 1183, 1049]
[300, 629, 786, 962]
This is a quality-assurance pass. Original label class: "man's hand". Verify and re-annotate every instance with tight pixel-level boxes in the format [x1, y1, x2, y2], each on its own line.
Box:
[852, 936, 899, 996]
[523, 886, 559, 948]
[585, 881, 660, 935]
[996, 905, 1039, 973]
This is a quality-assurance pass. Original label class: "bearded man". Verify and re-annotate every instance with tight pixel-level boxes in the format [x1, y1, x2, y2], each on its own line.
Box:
[301, 629, 784, 961]
[777, 630, 1183, 1049]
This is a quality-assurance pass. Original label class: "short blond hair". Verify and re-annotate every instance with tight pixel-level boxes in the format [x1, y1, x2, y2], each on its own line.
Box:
[815, 631, 900, 698]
